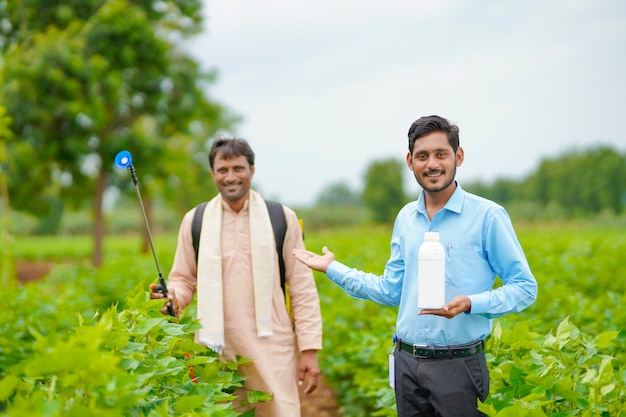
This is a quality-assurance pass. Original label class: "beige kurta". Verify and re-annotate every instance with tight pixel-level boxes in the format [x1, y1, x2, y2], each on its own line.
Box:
[168, 197, 323, 417]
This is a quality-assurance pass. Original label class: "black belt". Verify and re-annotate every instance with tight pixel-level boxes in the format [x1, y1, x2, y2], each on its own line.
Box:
[398, 339, 484, 359]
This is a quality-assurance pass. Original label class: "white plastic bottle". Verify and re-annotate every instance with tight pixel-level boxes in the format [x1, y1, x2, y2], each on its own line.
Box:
[417, 231, 446, 309]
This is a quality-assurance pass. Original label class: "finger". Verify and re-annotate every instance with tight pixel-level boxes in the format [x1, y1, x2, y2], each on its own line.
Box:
[293, 253, 310, 264]
[159, 300, 173, 316]
[418, 308, 446, 316]
[321, 246, 335, 259]
[298, 360, 310, 381]
[293, 249, 310, 259]
[149, 283, 162, 299]
[173, 298, 180, 317]
[294, 248, 315, 255]
[304, 372, 319, 394]
[293, 250, 308, 260]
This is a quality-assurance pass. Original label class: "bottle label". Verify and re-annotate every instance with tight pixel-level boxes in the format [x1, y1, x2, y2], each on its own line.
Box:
[417, 234, 446, 309]
[389, 353, 395, 388]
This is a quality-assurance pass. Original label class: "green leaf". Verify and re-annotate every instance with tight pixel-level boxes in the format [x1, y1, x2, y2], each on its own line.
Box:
[133, 317, 165, 334]
[595, 331, 619, 348]
[581, 368, 597, 385]
[597, 357, 615, 387]
[120, 341, 147, 354]
[556, 317, 577, 345]
[492, 322, 503, 341]
[247, 389, 272, 404]
[477, 400, 498, 417]
[600, 382, 616, 397]
[543, 334, 557, 350]
[172, 394, 207, 413]
[0, 375, 21, 400]
[160, 322, 186, 336]
[552, 377, 579, 400]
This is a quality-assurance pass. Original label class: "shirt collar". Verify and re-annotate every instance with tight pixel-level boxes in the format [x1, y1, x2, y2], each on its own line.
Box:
[221, 197, 250, 214]
[446, 183, 464, 213]
[417, 182, 465, 215]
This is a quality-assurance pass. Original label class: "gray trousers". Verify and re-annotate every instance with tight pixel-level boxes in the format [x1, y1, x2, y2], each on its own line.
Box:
[393, 344, 489, 417]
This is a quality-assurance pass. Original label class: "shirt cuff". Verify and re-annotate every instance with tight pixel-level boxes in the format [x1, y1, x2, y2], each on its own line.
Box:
[468, 293, 490, 314]
[326, 260, 351, 284]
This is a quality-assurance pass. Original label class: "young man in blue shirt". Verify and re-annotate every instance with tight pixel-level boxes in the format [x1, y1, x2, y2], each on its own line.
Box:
[293, 115, 538, 416]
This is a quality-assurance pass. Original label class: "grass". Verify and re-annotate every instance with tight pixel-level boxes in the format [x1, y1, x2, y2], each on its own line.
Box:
[10, 233, 178, 262]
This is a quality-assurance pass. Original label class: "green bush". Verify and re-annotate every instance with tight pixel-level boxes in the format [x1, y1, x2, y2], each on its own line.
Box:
[481, 318, 624, 416]
[0, 251, 267, 416]
[0, 206, 38, 234]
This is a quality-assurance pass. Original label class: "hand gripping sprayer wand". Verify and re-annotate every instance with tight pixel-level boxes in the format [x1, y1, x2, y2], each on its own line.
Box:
[114, 150, 176, 316]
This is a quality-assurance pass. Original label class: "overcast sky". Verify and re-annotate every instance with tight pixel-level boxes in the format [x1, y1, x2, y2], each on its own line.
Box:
[185, 0, 626, 207]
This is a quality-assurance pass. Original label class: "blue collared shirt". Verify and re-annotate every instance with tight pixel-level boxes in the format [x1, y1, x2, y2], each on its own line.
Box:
[326, 184, 538, 346]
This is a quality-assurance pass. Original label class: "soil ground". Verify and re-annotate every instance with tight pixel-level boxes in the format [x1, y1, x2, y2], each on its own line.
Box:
[15, 261, 342, 416]
[15, 261, 54, 283]
[299, 375, 342, 417]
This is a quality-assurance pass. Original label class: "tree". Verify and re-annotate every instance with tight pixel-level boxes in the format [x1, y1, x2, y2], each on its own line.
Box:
[464, 178, 523, 206]
[1, 0, 235, 265]
[362, 158, 407, 224]
[466, 145, 626, 218]
[301, 181, 368, 229]
[315, 181, 361, 207]
[525, 146, 626, 216]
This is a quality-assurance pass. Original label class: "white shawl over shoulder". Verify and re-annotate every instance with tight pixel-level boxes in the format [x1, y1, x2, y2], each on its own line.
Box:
[196, 190, 277, 354]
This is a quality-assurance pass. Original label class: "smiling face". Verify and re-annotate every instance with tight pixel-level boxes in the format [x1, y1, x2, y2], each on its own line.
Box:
[211, 151, 254, 212]
[406, 131, 464, 197]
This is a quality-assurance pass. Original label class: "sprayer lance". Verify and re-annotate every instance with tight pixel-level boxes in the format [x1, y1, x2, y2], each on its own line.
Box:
[114, 150, 175, 316]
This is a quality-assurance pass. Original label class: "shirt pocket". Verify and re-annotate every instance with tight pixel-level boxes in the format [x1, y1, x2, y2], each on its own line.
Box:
[445, 244, 492, 294]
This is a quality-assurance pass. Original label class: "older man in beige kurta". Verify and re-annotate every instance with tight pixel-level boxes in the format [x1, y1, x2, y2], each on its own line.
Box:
[167, 197, 323, 416]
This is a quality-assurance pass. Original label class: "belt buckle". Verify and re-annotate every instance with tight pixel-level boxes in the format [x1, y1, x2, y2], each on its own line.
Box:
[412, 345, 434, 358]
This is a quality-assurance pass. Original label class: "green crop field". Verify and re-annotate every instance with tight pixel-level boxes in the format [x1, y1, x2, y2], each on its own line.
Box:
[1, 221, 625, 416]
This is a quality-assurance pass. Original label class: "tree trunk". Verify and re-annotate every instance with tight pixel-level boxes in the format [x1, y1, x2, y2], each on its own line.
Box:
[0, 161, 17, 288]
[92, 170, 106, 267]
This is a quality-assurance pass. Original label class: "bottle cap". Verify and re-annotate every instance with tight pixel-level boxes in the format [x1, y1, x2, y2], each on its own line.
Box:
[424, 231, 440, 241]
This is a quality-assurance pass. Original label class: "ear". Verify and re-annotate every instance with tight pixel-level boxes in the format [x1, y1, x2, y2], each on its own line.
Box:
[455, 147, 465, 167]
[250, 164, 255, 177]
[406, 152, 413, 170]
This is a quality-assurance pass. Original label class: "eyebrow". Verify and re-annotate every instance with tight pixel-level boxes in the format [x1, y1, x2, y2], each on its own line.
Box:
[216, 163, 247, 170]
[414, 148, 450, 154]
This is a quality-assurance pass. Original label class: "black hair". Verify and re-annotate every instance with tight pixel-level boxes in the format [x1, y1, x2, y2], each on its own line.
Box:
[208, 137, 255, 169]
[407, 115, 460, 154]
